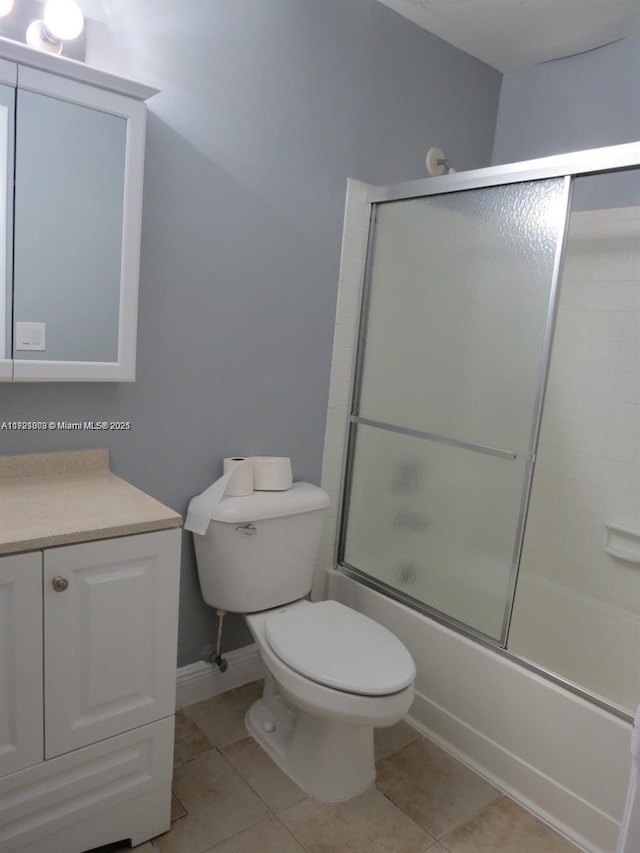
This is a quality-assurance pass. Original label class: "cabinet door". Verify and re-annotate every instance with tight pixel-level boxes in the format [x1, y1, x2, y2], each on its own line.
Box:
[0, 551, 43, 776]
[12, 67, 146, 381]
[44, 529, 180, 759]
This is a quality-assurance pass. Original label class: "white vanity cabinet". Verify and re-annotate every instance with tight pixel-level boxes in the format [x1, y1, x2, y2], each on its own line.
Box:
[0, 528, 181, 853]
[0, 39, 157, 382]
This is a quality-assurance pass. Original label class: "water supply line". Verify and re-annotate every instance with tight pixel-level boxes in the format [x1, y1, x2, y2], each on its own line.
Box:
[212, 608, 228, 673]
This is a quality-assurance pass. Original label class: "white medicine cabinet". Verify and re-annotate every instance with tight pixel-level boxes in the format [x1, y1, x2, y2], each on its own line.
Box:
[0, 40, 157, 382]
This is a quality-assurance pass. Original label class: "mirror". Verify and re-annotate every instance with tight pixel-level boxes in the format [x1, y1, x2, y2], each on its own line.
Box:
[12, 89, 127, 364]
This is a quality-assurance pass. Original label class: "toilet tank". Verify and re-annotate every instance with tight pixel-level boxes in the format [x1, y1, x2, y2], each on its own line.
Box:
[193, 482, 330, 613]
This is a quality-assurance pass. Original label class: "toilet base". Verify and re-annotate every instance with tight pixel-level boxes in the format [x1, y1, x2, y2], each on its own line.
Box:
[246, 685, 376, 802]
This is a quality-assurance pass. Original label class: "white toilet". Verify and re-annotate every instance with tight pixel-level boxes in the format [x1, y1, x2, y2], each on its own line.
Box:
[193, 481, 416, 801]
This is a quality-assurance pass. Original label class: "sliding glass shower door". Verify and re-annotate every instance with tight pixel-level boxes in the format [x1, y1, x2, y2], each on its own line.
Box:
[340, 178, 571, 643]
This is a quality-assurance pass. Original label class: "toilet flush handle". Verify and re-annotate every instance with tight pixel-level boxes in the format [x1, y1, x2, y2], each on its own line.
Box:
[235, 523, 257, 535]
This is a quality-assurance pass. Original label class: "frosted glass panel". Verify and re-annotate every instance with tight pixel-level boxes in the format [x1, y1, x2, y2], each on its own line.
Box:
[358, 180, 568, 452]
[508, 196, 640, 713]
[343, 424, 528, 639]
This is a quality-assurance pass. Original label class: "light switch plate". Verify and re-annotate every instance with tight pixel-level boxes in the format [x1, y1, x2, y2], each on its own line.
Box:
[16, 322, 46, 351]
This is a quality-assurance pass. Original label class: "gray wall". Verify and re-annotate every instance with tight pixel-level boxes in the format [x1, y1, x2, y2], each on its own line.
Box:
[0, 0, 501, 666]
[493, 37, 640, 209]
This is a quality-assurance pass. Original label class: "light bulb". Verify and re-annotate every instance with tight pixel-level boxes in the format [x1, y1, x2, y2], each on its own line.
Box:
[26, 20, 63, 55]
[0, 0, 14, 18]
[43, 0, 84, 41]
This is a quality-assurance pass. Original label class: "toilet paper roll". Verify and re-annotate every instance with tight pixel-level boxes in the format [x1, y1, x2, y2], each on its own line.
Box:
[250, 456, 293, 491]
[223, 457, 254, 497]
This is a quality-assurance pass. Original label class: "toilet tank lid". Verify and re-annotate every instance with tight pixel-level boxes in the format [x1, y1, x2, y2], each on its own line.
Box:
[209, 482, 330, 523]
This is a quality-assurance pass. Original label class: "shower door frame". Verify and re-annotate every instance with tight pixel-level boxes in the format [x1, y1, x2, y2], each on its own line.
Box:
[337, 140, 640, 718]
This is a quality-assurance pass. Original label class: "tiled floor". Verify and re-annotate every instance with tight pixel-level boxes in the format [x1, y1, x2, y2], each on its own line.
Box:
[97, 680, 580, 853]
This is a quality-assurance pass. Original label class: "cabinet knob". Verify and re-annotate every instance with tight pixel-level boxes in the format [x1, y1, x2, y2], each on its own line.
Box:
[52, 576, 69, 592]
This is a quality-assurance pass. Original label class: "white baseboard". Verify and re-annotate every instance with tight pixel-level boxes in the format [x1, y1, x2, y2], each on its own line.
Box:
[175, 643, 263, 709]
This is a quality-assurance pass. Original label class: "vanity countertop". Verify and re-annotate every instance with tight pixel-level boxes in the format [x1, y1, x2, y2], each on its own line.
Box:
[0, 449, 182, 555]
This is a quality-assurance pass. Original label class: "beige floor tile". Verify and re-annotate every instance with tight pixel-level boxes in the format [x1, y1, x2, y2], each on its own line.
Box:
[170, 792, 187, 822]
[173, 709, 213, 766]
[374, 719, 421, 761]
[205, 816, 307, 852]
[441, 797, 580, 853]
[153, 750, 269, 853]
[171, 746, 267, 812]
[182, 681, 264, 747]
[223, 736, 306, 811]
[376, 738, 499, 839]
[279, 785, 435, 852]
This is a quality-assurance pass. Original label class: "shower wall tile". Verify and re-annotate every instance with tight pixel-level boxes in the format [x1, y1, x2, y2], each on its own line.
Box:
[333, 318, 359, 350]
[562, 253, 601, 282]
[327, 375, 353, 408]
[605, 430, 637, 463]
[312, 178, 372, 599]
[330, 343, 357, 378]
[622, 312, 640, 342]
[601, 250, 637, 280]
[336, 284, 362, 321]
[592, 311, 625, 340]
[590, 340, 620, 370]
[618, 342, 640, 370]
[627, 283, 640, 310]
[574, 394, 612, 427]
[324, 406, 348, 438]
[610, 401, 640, 432]
[511, 205, 640, 712]
[595, 281, 630, 311]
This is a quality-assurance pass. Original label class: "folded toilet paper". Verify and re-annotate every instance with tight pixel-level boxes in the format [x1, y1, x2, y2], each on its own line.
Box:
[184, 455, 293, 535]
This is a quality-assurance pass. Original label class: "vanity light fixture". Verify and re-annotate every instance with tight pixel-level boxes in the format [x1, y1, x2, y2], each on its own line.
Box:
[0, 0, 14, 18]
[26, 0, 84, 56]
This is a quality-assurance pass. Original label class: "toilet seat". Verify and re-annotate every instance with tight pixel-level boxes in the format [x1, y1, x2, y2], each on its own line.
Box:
[264, 600, 416, 696]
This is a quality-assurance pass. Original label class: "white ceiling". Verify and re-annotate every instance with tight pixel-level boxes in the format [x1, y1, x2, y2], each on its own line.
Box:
[377, 0, 640, 71]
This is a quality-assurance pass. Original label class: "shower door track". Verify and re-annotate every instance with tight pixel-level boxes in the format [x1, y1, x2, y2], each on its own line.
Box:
[337, 139, 640, 726]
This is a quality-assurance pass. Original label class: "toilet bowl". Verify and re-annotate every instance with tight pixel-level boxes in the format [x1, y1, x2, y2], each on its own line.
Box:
[190, 481, 416, 801]
[245, 599, 415, 801]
